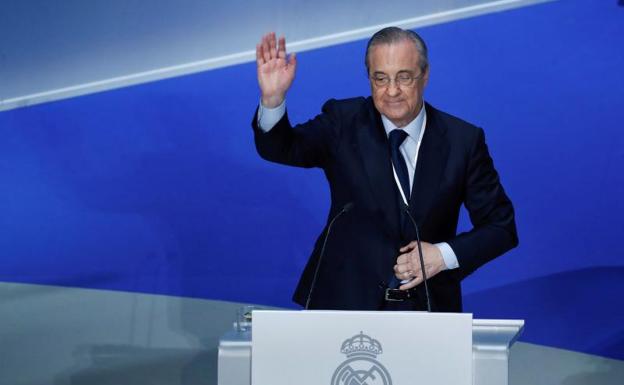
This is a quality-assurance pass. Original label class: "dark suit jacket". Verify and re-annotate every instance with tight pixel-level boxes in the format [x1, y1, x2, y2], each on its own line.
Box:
[252, 97, 517, 312]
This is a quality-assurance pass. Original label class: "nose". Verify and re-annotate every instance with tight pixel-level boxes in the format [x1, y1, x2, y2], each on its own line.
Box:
[385, 80, 401, 97]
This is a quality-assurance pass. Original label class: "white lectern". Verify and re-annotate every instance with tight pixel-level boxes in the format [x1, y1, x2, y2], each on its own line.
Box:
[218, 311, 523, 385]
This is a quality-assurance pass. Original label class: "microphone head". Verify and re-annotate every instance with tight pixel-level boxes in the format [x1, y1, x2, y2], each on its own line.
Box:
[343, 202, 355, 212]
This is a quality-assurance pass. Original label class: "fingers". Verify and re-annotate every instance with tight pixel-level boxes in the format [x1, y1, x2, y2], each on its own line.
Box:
[269, 32, 277, 59]
[262, 33, 271, 63]
[396, 251, 415, 265]
[393, 261, 410, 275]
[400, 241, 417, 252]
[288, 52, 297, 72]
[394, 245, 422, 282]
[277, 36, 286, 59]
[259, 32, 293, 66]
[393, 255, 421, 276]
[258, 32, 273, 63]
[399, 277, 420, 291]
[394, 264, 421, 280]
[398, 270, 415, 281]
[256, 43, 264, 66]
[395, 242, 446, 290]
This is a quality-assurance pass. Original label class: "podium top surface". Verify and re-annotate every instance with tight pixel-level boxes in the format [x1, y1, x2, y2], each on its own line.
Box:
[219, 312, 524, 350]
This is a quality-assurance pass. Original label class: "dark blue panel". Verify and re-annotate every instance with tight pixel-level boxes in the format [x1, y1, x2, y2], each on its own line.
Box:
[1, 0, 623, 359]
[0, 66, 324, 306]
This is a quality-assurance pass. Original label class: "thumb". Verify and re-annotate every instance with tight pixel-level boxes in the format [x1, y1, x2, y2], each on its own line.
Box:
[289, 52, 297, 69]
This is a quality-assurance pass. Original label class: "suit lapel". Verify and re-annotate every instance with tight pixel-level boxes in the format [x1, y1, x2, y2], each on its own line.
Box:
[354, 99, 402, 238]
[409, 103, 450, 225]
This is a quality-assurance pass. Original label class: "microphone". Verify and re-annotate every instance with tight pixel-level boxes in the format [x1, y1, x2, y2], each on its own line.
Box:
[305, 202, 354, 309]
[402, 204, 432, 312]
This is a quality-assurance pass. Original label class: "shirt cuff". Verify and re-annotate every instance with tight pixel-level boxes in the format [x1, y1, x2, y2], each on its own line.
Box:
[435, 242, 460, 270]
[257, 100, 286, 132]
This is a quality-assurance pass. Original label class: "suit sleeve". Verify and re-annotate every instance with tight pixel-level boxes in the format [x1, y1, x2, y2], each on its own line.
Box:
[447, 128, 519, 278]
[251, 99, 341, 169]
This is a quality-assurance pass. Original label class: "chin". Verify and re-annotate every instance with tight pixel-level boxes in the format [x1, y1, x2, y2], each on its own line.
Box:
[384, 109, 408, 121]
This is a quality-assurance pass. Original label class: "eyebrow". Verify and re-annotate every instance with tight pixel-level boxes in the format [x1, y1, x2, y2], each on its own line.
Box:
[372, 70, 417, 76]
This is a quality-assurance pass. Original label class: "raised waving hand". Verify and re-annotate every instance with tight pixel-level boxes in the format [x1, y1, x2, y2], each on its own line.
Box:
[256, 32, 297, 108]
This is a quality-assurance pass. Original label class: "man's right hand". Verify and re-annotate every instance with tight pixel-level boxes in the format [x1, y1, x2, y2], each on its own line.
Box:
[256, 32, 297, 108]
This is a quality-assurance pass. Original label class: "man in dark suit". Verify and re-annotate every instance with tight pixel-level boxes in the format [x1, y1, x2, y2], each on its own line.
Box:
[252, 27, 517, 312]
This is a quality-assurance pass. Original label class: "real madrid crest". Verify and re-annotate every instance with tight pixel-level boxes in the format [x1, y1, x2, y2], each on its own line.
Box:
[331, 332, 393, 385]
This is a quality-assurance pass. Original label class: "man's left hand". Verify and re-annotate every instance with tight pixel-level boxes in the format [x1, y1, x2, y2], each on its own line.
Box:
[394, 241, 446, 290]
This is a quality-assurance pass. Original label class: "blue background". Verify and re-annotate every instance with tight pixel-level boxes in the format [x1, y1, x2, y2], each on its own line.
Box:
[1, 0, 623, 359]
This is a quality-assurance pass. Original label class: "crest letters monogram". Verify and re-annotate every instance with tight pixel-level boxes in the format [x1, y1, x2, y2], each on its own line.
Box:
[331, 332, 393, 385]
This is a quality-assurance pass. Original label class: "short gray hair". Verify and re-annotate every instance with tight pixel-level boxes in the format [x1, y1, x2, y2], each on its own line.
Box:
[365, 27, 429, 74]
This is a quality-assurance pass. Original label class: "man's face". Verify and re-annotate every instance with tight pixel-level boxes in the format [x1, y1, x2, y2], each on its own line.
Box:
[368, 40, 429, 128]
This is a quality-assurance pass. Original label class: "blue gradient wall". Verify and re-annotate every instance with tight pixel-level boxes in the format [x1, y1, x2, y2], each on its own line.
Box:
[1, 0, 622, 359]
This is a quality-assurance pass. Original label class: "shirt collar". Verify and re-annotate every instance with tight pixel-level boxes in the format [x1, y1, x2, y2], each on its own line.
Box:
[381, 101, 426, 140]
